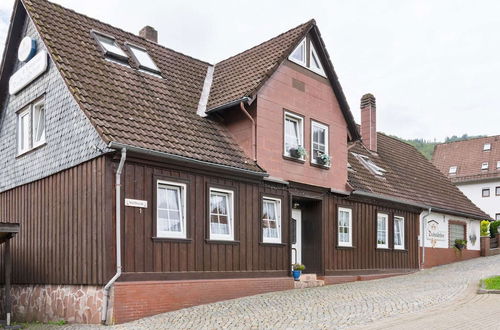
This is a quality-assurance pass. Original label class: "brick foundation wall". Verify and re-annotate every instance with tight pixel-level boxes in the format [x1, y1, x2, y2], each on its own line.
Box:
[422, 247, 480, 268]
[110, 277, 294, 324]
[0, 285, 103, 324]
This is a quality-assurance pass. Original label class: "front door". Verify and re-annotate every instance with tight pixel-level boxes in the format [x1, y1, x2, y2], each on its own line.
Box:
[291, 208, 302, 265]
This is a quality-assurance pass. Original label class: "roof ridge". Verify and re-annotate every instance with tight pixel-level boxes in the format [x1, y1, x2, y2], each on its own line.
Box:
[435, 134, 500, 147]
[214, 19, 315, 65]
[23, 0, 212, 66]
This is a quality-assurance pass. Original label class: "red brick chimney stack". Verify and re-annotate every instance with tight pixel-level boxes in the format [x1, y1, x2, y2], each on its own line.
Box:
[360, 93, 377, 152]
[139, 26, 158, 43]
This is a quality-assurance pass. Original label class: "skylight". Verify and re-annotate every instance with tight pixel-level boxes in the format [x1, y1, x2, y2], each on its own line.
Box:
[484, 143, 491, 151]
[449, 166, 457, 174]
[93, 32, 128, 61]
[127, 44, 160, 74]
[353, 153, 387, 176]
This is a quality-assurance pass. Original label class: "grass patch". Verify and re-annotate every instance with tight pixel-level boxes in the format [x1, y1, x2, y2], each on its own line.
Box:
[483, 276, 500, 290]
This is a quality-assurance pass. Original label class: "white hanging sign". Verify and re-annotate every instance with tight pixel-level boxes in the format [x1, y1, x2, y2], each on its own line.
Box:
[125, 199, 148, 208]
[9, 50, 48, 95]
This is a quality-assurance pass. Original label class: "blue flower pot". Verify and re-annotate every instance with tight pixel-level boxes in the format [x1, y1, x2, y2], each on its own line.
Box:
[292, 270, 301, 281]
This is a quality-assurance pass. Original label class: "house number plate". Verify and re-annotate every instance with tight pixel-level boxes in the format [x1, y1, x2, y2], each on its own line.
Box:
[125, 199, 148, 208]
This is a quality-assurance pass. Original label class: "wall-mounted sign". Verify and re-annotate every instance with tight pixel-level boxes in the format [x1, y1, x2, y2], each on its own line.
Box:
[125, 199, 148, 208]
[9, 50, 48, 95]
[18, 36, 37, 62]
[426, 219, 446, 247]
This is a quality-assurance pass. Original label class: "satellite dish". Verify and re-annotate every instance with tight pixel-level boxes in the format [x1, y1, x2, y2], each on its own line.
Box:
[18, 36, 37, 62]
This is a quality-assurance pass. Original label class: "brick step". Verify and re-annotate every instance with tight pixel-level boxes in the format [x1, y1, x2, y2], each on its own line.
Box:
[299, 273, 317, 281]
[294, 279, 325, 289]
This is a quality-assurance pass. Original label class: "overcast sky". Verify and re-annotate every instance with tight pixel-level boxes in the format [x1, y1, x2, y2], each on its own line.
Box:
[1, 0, 499, 141]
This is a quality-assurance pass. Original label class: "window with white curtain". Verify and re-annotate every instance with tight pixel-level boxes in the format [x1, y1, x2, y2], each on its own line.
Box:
[394, 216, 405, 249]
[311, 121, 328, 163]
[262, 197, 281, 243]
[284, 112, 303, 157]
[156, 181, 186, 238]
[209, 188, 234, 241]
[338, 207, 352, 247]
[377, 213, 389, 248]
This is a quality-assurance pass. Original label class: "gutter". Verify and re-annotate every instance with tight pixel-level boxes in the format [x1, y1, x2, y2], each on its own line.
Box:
[206, 97, 251, 114]
[107, 142, 267, 178]
[101, 148, 127, 324]
[420, 207, 432, 269]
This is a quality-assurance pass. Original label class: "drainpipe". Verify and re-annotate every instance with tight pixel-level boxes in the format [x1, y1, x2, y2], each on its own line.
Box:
[239, 101, 256, 162]
[420, 207, 432, 269]
[101, 148, 127, 324]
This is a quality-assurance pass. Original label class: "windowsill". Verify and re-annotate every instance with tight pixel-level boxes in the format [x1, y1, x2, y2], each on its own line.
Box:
[336, 245, 355, 249]
[205, 239, 240, 245]
[152, 237, 192, 243]
[282, 155, 305, 164]
[310, 161, 331, 169]
[376, 247, 391, 250]
[16, 142, 46, 158]
[259, 242, 287, 247]
[393, 248, 407, 252]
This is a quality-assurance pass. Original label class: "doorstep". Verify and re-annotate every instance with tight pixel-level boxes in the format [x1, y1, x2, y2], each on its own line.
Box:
[294, 273, 325, 289]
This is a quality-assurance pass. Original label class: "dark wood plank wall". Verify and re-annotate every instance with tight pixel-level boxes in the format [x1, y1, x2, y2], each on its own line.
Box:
[326, 196, 420, 273]
[0, 156, 110, 285]
[119, 158, 290, 279]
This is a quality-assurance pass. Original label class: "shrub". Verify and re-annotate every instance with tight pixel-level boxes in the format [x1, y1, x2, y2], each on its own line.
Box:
[490, 221, 500, 238]
[292, 263, 305, 271]
[481, 220, 491, 237]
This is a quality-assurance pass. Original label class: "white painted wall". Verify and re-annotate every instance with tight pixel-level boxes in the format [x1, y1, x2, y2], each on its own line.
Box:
[419, 211, 480, 251]
[457, 180, 500, 220]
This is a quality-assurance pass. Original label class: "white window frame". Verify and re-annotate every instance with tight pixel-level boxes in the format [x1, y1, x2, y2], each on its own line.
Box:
[288, 38, 307, 67]
[481, 162, 489, 170]
[209, 188, 235, 241]
[17, 108, 31, 155]
[393, 216, 405, 250]
[126, 43, 161, 74]
[311, 121, 329, 165]
[156, 180, 187, 239]
[309, 43, 326, 77]
[448, 166, 457, 174]
[262, 197, 282, 244]
[283, 111, 304, 158]
[497, 161, 500, 169]
[377, 213, 389, 249]
[484, 143, 491, 151]
[337, 207, 353, 247]
[32, 99, 46, 148]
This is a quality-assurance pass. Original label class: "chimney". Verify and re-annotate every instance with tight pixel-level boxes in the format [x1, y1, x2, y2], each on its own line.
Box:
[139, 26, 158, 43]
[360, 93, 377, 152]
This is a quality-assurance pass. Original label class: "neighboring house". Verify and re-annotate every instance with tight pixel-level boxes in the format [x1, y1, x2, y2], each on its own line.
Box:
[0, 0, 489, 324]
[433, 136, 500, 221]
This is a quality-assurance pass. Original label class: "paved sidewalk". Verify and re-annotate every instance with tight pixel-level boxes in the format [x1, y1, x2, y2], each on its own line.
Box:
[27, 255, 500, 329]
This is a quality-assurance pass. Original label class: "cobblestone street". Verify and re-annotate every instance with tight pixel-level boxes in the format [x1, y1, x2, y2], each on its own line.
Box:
[32, 255, 500, 329]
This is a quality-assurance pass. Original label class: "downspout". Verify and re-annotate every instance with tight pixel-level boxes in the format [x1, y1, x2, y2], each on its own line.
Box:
[420, 207, 432, 269]
[240, 101, 257, 162]
[101, 148, 127, 324]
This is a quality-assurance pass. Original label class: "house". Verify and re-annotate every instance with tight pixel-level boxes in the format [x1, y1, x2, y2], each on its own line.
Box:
[433, 136, 500, 221]
[0, 0, 489, 324]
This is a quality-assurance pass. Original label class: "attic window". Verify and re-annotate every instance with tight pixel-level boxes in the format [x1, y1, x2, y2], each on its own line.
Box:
[484, 143, 491, 151]
[481, 162, 489, 170]
[353, 153, 386, 176]
[93, 32, 128, 61]
[127, 44, 160, 74]
[289, 37, 326, 77]
[449, 166, 457, 174]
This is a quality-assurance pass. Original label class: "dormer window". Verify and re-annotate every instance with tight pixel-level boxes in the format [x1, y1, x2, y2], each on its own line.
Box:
[127, 44, 160, 74]
[93, 32, 128, 61]
[353, 153, 386, 176]
[481, 162, 489, 170]
[484, 143, 491, 151]
[449, 166, 457, 174]
[289, 37, 325, 77]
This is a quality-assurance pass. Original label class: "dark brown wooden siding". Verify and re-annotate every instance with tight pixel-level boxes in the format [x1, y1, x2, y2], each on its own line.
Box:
[0, 156, 111, 285]
[118, 157, 290, 280]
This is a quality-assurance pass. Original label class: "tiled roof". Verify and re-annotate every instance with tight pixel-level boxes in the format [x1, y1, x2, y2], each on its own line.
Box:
[207, 20, 313, 110]
[348, 133, 490, 219]
[432, 136, 500, 183]
[21, 0, 262, 173]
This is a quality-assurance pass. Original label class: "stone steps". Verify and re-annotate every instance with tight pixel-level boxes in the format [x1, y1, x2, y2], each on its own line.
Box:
[294, 273, 325, 289]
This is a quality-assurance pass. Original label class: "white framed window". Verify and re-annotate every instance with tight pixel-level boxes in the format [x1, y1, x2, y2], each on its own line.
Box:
[448, 166, 457, 174]
[394, 216, 405, 250]
[481, 162, 489, 170]
[284, 111, 304, 158]
[32, 100, 46, 147]
[309, 44, 325, 76]
[497, 161, 500, 169]
[209, 188, 234, 241]
[262, 197, 282, 243]
[484, 143, 491, 151]
[17, 108, 31, 154]
[311, 121, 329, 164]
[377, 213, 389, 248]
[93, 32, 128, 61]
[338, 207, 352, 247]
[127, 44, 160, 74]
[156, 181, 187, 239]
[449, 223, 466, 248]
[289, 39, 306, 66]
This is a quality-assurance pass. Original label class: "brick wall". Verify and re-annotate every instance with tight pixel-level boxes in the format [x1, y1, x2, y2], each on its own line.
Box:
[110, 278, 294, 324]
[423, 247, 480, 268]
